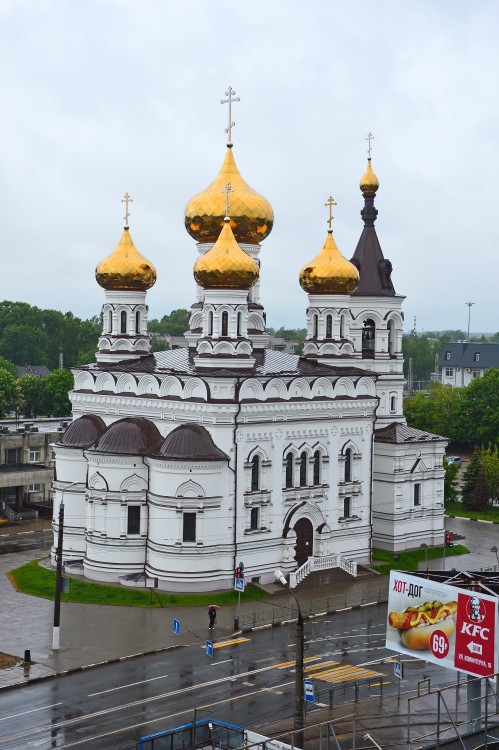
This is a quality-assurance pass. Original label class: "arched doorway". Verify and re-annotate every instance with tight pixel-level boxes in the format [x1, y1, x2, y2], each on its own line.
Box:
[294, 517, 313, 567]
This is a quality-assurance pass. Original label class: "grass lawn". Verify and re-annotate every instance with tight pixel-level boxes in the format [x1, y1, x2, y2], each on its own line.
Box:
[9, 559, 268, 608]
[445, 501, 499, 523]
[371, 544, 469, 575]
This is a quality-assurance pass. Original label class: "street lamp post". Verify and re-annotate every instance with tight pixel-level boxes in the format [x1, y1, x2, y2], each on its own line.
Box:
[465, 301, 474, 341]
[275, 569, 304, 749]
[52, 481, 78, 650]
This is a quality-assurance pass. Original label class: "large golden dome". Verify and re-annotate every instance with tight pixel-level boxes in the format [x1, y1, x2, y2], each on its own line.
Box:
[95, 228, 157, 291]
[194, 218, 260, 289]
[300, 231, 359, 295]
[360, 158, 379, 194]
[185, 147, 274, 244]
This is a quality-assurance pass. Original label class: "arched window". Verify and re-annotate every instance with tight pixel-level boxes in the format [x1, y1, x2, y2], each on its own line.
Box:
[135, 311, 140, 334]
[345, 448, 352, 483]
[340, 314, 345, 339]
[108, 311, 113, 333]
[326, 315, 332, 339]
[299, 451, 308, 487]
[285, 453, 294, 488]
[208, 311, 213, 336]
[362, 319, 375, 357]
[313, 450, 321, 485]
[251, 455, 260, 491]
[120, 311, 127, 334]
[388, 320, 395, 355]
[313, 314, 318, 338]
[237, 311, 242, 337]
[221, 311, 229, 337]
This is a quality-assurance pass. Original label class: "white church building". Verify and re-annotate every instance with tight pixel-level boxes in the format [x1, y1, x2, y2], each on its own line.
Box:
[52, 107, 447, 591]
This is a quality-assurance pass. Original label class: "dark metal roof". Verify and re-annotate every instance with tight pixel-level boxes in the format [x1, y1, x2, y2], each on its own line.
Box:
[16, 365, 52, 378]
[437, 342, 499, 369]
[87, 347, 373, 381]
[90, 417, 163, 455]
[57, 414, 106, 449]
[374, 422, 446, 443]
[350, 191, 396, 297]
[156, 424, 228, 461]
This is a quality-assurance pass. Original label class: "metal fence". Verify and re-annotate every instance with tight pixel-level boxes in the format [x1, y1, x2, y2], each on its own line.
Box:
[239, 585, 389, 630]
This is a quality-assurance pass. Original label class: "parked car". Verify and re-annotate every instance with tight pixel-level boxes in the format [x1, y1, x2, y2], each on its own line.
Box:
[445, 455, 461, 465]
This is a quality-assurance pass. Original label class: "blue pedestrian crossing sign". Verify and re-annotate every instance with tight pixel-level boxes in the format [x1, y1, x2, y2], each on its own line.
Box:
[394, 660, 403, 679]
[304, 679, 314, 702]
[234, 577, 245, 592]
[206, 640, 214, 658]
[172, 618, 181, 635]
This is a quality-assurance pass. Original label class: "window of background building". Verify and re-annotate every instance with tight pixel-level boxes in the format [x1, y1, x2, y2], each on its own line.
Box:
[28, 483, 41, 492]
[183, 512, 196, 542]
[5, 448, 22, 465]
[127, 506, 140, 534]
[445, 368, 453, 377]
[29, 449, 41, 463]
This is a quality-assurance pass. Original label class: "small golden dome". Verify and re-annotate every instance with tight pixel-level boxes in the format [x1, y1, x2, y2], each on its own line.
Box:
[299, 231, 359, 295]
[360, 158, 379, 194]
[185, 147, 274, 245]
[194, 218, 260, 289]
[95, 228, 157, 291]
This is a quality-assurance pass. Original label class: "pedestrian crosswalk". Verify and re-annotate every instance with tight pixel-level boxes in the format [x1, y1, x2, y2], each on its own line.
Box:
[270, 655, 386, 685]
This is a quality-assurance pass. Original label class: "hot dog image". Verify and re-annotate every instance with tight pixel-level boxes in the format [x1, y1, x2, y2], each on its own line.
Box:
[388, 600, 458, 650]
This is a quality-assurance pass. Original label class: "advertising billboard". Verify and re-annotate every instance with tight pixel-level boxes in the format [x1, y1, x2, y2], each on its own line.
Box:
[386, 571, 498, 678]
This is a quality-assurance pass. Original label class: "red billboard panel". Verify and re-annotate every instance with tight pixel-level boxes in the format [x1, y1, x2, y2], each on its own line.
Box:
[386, 572, 497, 678]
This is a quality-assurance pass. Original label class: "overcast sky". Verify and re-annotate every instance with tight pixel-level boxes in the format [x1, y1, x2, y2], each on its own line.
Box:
[0, 1, 497, 334]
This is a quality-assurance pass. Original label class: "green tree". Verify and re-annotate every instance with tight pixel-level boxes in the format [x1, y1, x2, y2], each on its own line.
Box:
[480, 445, 499, 504]
[0, 324, 49, 366]
[461, 450, 481, 507]
[151, 338, 170, 352]
[443, 459, 459, 504]
[17, 374, 47, 418]
[471, 467, 491, 511]
[403, 382, 463, 441]
[0, 368, 18, 418]
[43, 370, 74, 417]
[457, 369, 499, 447]
[0, 356, 18, 378]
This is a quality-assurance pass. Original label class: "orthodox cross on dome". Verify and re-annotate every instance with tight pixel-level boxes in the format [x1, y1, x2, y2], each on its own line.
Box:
[324, 195, 337, 230]
[220, 86, 240, 145]
[222, 182, 234, 218]
[121, 192, 133, 228]
[366, 131, 374, 158]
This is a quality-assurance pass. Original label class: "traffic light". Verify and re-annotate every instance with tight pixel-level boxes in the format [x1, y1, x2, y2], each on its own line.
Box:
[445, 531, 453, 548]
[236, 566, 244, 579]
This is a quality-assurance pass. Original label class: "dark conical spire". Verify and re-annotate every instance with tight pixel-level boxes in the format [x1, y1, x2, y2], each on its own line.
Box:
[350, 159, 395, 297]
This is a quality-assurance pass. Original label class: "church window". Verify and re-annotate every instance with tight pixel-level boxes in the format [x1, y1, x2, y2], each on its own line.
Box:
[326, 315, 332, 338]
[313, 314, 318, 338]
[221, 311, 229, 337]
[250, 507, 259, 530]
[285, 453, 294, 488]
[183, 512, 196, 542]
[208, 311, 213, 336]
[388, 320, 395, 355]
[362, 319, 375, 357]
[127, 506, 140, 535]
[414, 484, 421, 507]
[344, 448, 352, 483]
[120, 311, 127, 334]
[135, 311, 141, 333]
[343, 497, 351, 518]
[313, 450, 321, 485]
[340, 314, 345, 339]
[299, 452, 308, 487]
[390, 395, 396, 413]
[237, 312, 242, 337]
[251, 455, 260, 491]
[108, 311, 113, 332]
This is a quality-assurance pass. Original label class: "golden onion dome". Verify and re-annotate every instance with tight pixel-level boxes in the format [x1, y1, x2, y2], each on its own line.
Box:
[95, 228, 157, 291]
[185, 147, 274, 244]
[299, 231, 359, 295]
[360, 158, 379, 194]
[193, 218, 260, 290]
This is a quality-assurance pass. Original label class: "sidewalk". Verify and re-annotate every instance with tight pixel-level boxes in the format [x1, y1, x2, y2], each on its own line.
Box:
[0, 544, 385, 691]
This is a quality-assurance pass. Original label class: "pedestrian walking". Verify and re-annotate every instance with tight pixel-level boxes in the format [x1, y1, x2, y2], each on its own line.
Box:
[208, 606, 217, 629]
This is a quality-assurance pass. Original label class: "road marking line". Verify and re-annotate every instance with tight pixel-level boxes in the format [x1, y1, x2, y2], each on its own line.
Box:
[88, 674, 169, 697]
[213, 637, 250, 649]
[273, 656, 319, 669]
[0, 702, 63, 722]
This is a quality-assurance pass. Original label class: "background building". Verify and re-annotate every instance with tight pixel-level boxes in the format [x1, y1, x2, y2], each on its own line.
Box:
[437, 342, 499, 387]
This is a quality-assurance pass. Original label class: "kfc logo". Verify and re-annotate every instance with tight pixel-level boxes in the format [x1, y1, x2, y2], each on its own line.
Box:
[467, 596, 485, 622]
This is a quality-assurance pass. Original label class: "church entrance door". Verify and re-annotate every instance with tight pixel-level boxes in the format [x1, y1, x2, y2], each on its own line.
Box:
[294, 517, 313, 567]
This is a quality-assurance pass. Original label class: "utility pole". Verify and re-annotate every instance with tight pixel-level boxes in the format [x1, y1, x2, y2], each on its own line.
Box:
[52, 481, 78, 650]
[465, 302, 474, 341]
